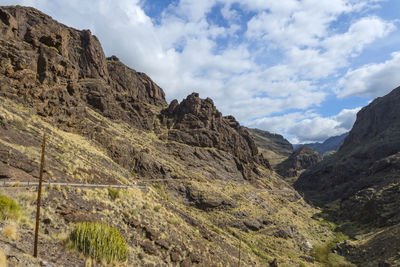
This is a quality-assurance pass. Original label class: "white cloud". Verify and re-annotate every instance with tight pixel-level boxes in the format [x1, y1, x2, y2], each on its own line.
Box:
[337, 51, 400, 98]
[248, 107, 361, 143]
[285, 16, 395, 79]
[1, 0, 397, 142]
[335, 107, 362, 129]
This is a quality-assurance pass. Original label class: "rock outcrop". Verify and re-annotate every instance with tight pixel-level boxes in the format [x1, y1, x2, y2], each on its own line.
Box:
[160, 93, 271, 179]
[0, 6, 270, 180]
[248, 128, 293, 156]
[293, 86, 400, 267]
[0, 6, 166, 132]
[161, 93, 257, 162]
[276, 146, 322, 178]
[296, 86, 400, 225]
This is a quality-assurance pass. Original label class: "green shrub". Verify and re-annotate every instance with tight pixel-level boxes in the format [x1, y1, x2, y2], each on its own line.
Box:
[0, 194, 21, 221]
[70, 222, 127, 263]
[153, 183, 167, 199]
[311, 245, 329, 262]
[108, 187, 119, 200]
[312, 232, 353, 266]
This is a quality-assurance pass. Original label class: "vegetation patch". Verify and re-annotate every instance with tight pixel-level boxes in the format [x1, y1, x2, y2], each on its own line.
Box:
[107, 186, 120, 200]
[70, 222, 128, 263]
[311, 232, 354, 266]
[2, 223, 18, 240]
[0, 194, 21, 221]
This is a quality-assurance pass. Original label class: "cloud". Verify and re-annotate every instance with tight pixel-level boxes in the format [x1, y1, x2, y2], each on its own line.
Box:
[337, 51, 400, 98]
[285, 16, 395, 79]
[1, 0, 397, 142]
[248, 107, 361, 143]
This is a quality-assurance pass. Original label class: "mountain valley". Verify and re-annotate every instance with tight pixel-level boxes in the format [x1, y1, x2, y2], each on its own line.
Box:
[0, 5, 399, 267]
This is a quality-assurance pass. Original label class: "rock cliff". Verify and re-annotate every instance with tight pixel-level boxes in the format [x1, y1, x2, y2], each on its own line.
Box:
[247, 128, 293, 157]
[295, 86, 400, 266]
[277, 146, 322, 178]
[0, 6, 166, 132]
[0, 5, 268, 181]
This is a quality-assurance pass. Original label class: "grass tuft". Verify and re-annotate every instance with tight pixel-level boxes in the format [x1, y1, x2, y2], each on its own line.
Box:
[2, 223, 18, 240]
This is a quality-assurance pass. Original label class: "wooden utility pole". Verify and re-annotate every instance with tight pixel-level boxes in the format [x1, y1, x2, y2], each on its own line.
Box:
[34, 133, 46, 258]
[237, 232, 241, 267]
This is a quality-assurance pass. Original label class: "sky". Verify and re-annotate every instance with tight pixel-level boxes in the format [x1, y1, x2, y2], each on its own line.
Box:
[4, 0, 400, 143]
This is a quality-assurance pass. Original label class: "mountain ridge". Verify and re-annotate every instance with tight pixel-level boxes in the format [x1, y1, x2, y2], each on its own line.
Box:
[295, 85, 400, 266]
[293, 132, 348, 155]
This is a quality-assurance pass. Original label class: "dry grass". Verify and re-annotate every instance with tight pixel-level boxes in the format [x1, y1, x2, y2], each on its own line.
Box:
[84, 257, 92, 267]
[15, 191, 36, 227]
[2, 224, 18, 241]
[0, 248, 6, 267]
[0, 95, 341, 266]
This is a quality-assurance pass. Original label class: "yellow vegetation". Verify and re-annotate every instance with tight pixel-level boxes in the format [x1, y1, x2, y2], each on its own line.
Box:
[2, 224, 17, 241]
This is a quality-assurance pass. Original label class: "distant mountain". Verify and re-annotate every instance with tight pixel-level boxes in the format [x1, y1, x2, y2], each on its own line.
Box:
[276, 146, 322, 178]
[293, 132, 348, 154]
[247, 128, 293, 156]
[247, 128, 293, 168]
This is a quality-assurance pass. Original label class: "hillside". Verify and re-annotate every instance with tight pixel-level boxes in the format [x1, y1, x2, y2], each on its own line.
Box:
[276, 146, 322, 179]
[0, 6, 344, 267]
[295, 86, 400, 266]
[293, 133, 348, 155]
[247, 128, 293, 168]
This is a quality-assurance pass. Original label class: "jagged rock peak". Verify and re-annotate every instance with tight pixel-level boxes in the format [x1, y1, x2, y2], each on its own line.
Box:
[164, 92, 221, 121]
[161, 93, 270, 173]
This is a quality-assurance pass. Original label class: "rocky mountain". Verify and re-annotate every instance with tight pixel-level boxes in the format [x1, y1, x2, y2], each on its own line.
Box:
[295, 86, 400, 266]
[247, 128, 293, 156]
[276, 146, 322, 178]
[0, 6, 344, 267]
[247, 128, 293, 168]
[293, 133, 348, 155]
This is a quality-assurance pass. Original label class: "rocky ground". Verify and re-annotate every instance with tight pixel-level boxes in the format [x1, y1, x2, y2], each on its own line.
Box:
[0, 92, 341, 266]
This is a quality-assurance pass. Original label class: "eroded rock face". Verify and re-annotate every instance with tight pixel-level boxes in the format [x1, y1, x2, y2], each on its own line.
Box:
[160, 93, 270, 170]
[248, 128, 293, 156]
[276, 146, 322, 178]
[295, 86, 400, 227]
[0, 6, 166, 132]
[0, 6, 270, 182]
